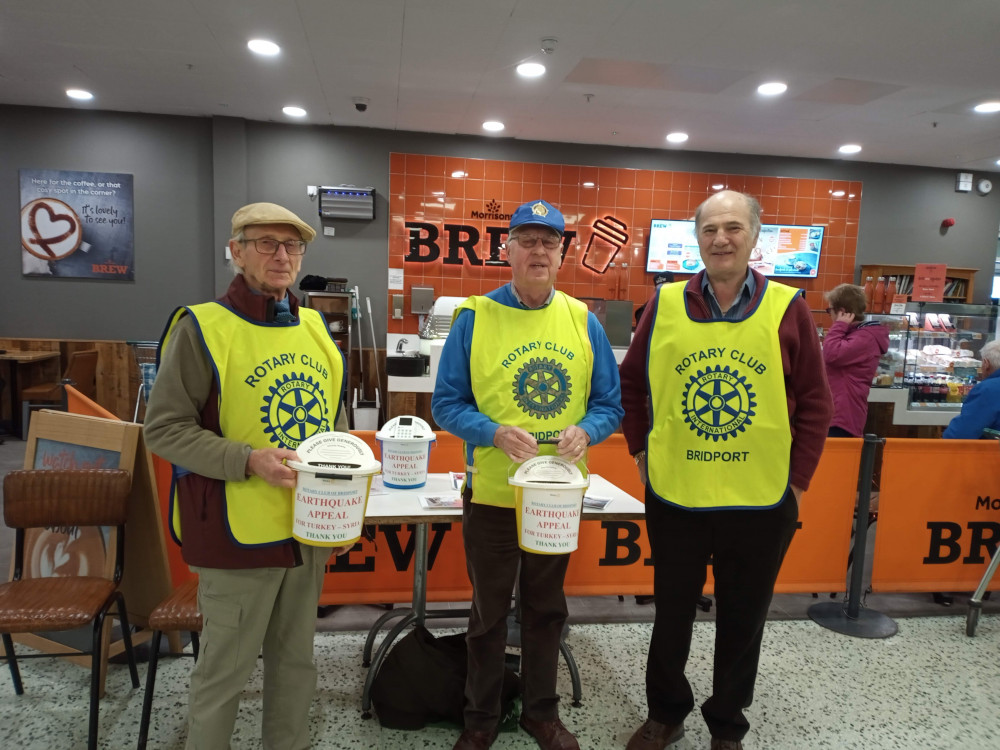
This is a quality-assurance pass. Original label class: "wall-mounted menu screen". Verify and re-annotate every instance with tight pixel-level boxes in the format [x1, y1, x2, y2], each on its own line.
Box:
[646, 219, 825, 278]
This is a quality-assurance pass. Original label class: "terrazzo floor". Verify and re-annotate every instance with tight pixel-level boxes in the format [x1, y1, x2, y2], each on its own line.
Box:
[1, 614, 997, 749]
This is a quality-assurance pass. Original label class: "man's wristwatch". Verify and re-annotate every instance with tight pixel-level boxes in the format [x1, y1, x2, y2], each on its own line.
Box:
[633, 450, 646, 465]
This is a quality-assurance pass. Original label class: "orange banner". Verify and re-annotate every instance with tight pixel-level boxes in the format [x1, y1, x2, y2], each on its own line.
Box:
[872, 438, 1000, 592]
[150, 430, 863, 602]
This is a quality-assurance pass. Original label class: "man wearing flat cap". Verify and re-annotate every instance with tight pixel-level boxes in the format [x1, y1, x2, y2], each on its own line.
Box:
[433, 199, 623, 750]
[145, 202, 351, 749]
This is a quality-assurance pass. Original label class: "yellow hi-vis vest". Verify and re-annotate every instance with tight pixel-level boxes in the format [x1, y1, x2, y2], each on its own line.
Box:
[163, 301, 344, 546]
[647, 280, 797, 509]
[463, 292, 592, 508]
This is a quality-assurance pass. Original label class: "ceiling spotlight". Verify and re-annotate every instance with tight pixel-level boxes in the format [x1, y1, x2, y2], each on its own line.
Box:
[517, 62, 546, 78]
[482, 120, 505, 132]
[838, 144, 862, 154]
[247, 39, 280, 56]
[66, 89, 94, 100]
[282, 106, 306, 118]
[757, 82, 787, 96]
[666, 132, 689, 144]
[973, 101, 1000, 113]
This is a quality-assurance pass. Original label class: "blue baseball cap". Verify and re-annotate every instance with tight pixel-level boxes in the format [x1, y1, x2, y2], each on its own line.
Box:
[509, 199, 565, 234]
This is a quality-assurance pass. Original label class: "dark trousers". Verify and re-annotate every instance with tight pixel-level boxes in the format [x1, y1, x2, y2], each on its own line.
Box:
[643, 489, 799, 741]
[461, 500, 571, 731]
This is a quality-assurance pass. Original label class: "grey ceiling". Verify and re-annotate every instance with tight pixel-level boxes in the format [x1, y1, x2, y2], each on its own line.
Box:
[3, 0, 999, 171]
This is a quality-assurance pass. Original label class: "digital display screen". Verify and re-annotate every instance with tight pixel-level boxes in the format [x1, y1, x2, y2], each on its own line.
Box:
[645, 219, 825, 279]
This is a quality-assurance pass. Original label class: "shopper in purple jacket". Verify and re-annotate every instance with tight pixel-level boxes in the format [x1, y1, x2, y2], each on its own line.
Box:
[822, 283, 889, 437]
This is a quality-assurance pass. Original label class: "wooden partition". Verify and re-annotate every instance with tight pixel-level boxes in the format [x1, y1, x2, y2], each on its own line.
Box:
[872, 438, 1000, 592]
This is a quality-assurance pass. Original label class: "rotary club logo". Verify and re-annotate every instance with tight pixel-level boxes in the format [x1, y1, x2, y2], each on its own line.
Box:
[682, 365, 756, 442]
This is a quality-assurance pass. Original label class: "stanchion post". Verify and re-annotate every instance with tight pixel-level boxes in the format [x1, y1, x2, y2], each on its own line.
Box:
[808, 434, 898, 638]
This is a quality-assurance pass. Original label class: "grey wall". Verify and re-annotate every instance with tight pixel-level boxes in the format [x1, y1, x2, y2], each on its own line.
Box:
[0, 107, 214, 340]
[3, 104, 999, 345]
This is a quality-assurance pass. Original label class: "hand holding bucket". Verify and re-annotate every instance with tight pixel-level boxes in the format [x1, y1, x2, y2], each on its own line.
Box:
[508, 456, 589, 555]
[287, 433, 381, 547]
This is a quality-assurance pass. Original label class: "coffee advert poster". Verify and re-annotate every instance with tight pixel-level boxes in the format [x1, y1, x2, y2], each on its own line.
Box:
[19, 168, 135, 280]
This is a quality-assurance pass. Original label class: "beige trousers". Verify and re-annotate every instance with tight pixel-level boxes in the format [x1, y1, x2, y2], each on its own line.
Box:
[186, 545, 331, 750]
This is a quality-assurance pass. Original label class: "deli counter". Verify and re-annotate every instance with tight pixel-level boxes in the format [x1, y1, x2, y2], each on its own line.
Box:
[858, 302, 998, 427]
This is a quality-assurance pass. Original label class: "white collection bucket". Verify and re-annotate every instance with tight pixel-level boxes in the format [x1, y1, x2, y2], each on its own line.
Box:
[375, 415, 436, 489]
[509, 456, 589, 555]
[287, 432, 381, 547]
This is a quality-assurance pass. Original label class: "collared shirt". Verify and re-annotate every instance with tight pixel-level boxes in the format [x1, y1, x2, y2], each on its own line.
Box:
[510, 284, 556, 309]
[701, 271, 756, 320]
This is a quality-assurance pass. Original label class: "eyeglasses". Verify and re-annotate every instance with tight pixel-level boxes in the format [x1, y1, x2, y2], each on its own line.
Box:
[242, 237, 308, 256]
[509, 233, 562, 250]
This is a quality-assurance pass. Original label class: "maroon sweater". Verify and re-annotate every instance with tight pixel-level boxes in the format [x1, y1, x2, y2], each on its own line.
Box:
[620, 270, 832, 492]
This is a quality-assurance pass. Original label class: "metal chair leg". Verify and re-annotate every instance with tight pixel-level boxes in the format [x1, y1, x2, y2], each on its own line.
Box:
[115, 593, 140, 688]
[137, 629, 163, 750]
[1, 633, 23, 694]
[89, 611, 106, 750]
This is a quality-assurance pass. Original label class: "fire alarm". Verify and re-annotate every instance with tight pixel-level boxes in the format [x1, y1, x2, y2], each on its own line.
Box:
[977, 178, 993, 195]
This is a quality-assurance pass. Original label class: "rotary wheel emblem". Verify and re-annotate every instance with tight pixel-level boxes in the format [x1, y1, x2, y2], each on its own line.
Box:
[683, 365, 756, 442]
[260, 372, 329, 448]
[512, 357, 572, 419]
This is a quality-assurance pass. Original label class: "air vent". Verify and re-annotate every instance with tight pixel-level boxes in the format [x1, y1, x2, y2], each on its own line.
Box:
[319, 185, 375, 220]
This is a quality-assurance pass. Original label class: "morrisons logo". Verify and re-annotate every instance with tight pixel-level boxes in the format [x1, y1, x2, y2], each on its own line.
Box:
[470, 199, 512, 221]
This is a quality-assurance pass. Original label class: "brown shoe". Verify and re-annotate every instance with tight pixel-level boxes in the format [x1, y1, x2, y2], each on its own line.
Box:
[452, 728, 498, 750]
[519, 715, 581, 750]
[626, 718, 685, 750]
[710, 740, 744, 750]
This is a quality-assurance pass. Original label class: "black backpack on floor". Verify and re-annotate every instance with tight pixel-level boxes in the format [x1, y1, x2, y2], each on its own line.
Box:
[370, 625, 520, 729]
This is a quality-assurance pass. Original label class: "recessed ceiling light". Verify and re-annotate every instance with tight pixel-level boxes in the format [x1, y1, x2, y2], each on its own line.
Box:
[516, 62, 546, 78]
[757, 82, 787, 96]
[666, 132, 689, 143]
[973, 101, 1000, 113]
[451, 170, 467, 178]
[66, 89, 93, 100]
[282, 106, 306, 118]
[838, 144, 862, 154]
[247, 39, 280, 56]
[582, 182, 595, 188]
[482, 120, 505, 132]
[996, 159, 1000, 166]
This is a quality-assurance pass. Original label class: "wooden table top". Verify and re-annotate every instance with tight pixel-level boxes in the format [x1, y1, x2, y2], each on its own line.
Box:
[0, 351, 60, 362]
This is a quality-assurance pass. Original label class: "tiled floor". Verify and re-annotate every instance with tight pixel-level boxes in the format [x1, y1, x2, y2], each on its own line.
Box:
[0, 615, 998, 749]
[2, 438, 999, 749]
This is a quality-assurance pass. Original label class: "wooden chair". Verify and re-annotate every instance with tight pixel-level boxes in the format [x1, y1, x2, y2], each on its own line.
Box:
[136, 578, 202, 750]
[20, 349, 99, 439]
[0, 469, 140, 750]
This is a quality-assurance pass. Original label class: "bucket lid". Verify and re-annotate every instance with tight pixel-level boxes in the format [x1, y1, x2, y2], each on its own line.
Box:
[376, 415, 436, 443]
[508, 455, 589, 489]
[287, 432, 381, 475]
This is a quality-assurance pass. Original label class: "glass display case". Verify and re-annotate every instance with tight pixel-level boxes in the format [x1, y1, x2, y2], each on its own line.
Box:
[823, 302, 998, 428]
[899, 302, 997, 410]
[865, 313, 909, 387]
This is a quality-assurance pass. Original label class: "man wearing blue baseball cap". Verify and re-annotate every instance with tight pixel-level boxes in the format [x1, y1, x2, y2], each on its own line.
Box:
[433, 200, 623, 750]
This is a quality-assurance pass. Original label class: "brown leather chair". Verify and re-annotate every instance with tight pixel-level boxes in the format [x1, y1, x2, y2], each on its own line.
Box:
[0, 469, 140, 750]
[21, 349, 99, 438]
[136, 578, 202, 750]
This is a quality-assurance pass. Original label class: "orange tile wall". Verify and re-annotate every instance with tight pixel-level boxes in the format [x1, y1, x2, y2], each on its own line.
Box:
[388, 152, 860, 334]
